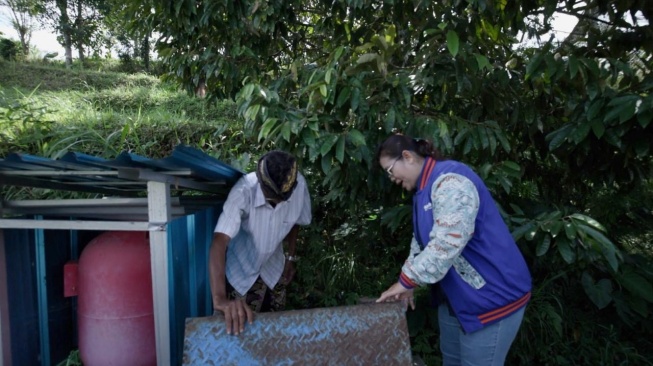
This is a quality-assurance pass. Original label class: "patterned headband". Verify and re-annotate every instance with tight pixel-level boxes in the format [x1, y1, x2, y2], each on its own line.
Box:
[257, 152, 298, 200]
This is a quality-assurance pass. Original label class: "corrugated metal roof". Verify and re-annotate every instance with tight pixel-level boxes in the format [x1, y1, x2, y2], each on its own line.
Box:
[0, 145, 244, 197]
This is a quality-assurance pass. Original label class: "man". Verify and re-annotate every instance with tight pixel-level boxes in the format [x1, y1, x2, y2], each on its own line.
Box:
[209, 151, 312, 335]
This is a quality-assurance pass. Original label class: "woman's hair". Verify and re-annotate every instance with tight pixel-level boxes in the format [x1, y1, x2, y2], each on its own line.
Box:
[375, 134, 443, 165]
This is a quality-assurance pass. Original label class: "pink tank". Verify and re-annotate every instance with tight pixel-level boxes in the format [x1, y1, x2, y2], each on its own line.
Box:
[77, 231, 156, 365]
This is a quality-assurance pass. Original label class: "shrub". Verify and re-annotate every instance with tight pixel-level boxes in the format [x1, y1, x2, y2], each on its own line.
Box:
[0, 38, 20, 61]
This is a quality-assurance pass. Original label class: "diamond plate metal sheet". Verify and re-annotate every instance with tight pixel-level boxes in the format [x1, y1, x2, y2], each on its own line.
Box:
[183, 302, 413, 365]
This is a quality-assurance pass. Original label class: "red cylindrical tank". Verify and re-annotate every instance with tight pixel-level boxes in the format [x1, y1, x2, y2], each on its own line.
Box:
[78, 231, 156, 366]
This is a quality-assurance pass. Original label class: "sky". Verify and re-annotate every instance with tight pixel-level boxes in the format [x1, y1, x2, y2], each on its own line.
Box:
[0, 9, 64, 57]
[0, 8, 580, 60]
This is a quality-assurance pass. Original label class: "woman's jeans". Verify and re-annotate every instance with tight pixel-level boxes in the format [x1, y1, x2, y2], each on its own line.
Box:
[438, 303, 525, 366]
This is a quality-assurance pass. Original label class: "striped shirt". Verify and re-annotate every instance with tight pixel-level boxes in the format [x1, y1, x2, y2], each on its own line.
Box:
[214, 172, 312, 295]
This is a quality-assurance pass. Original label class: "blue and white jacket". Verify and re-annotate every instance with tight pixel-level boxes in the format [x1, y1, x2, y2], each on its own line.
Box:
[399, 158, 531, 333]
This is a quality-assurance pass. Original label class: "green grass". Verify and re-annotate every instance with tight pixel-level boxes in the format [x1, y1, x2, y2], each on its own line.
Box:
[0, 60, 247, 162]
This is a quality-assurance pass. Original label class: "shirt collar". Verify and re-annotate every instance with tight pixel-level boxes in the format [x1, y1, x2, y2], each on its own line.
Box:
[254, 184, 268, 207]
[416, 157, 436, 192]
[254, 182, 292, 208]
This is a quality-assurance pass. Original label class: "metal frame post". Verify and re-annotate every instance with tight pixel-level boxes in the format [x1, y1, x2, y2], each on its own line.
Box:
[147, 181, 171, 366]
[34, 217, 50, 366]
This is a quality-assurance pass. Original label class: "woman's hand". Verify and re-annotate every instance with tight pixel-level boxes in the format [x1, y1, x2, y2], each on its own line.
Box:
[376, 282, 415, 310]
[213, 297, 254, 336]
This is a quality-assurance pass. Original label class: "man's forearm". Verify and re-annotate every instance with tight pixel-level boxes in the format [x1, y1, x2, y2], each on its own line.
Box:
[284, 225, 300, 256]
[209, 233, 230, 308]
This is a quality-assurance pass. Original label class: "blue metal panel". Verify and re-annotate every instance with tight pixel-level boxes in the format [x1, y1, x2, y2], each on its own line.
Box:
[0, 144, 244, 196]
[183, 302, 413, 365]
[42, 228, 75, 365]
[168, 206, 221, 365]
[4, 225, 85, 366]
[169, 145, 244, 184]
[4, 228, 40, 366]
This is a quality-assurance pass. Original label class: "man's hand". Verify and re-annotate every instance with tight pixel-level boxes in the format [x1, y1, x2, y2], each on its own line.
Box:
[213, 297, 254, 335]
[281, 260, 296, 285]
[376, 282, 415, 310]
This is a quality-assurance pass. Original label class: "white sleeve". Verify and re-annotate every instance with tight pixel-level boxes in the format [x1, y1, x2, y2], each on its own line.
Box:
[214, 177, 249, 238]
[295, 174, 312, 226]
[401, 173, 479, 285]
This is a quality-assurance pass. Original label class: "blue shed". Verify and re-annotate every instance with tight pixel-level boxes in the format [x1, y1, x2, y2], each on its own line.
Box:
[0, 145, 243, 366]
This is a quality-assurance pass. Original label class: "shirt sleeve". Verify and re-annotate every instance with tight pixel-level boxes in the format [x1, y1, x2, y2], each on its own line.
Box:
[295, 174, 312, 226]
[399, 173, 480, 288]
[214, 177, 249, 238]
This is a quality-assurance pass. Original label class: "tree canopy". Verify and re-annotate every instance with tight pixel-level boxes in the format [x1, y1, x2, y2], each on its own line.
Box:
[135, 0, 653, 296]
[105, 0, 653, 362]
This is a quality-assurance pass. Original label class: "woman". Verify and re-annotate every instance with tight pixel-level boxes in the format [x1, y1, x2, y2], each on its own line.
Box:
[375, 135, 531, 365]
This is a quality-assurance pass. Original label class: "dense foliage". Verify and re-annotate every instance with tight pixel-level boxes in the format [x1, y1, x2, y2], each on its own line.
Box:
[120, 0, 653, 363]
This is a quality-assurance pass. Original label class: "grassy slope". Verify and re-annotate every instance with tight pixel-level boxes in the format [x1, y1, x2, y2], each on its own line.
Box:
[0, 60, 246, 163]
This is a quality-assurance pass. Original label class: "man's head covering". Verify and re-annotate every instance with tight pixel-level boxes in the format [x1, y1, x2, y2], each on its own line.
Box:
[256, 151, 298, 201]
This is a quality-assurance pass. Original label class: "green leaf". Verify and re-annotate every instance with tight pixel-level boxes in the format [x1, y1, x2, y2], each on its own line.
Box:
[556, 236, 576, 264]
[577, 224, 619, 272]
[495, 131, 511, 152]
[638, 109, 652, 128]
[591, 119, 605, 138]
[571, 122, 591, 143]
[244, 104, 261, 122]
[564, 222, 577, 240]
[512, 222, 536, 241]
[568, 56, 579, 78]
[478, 127, 490, 149]
[347, 129, 366, 147]
[547, 124, 572, 150]
[385, 108, 396, 132]
[240, 83, 255, 100]
[474, 53, 491, 71]
[549, 221, 563, 237]
[586, 100, 604, 121]
[335, 135, 345, 163]
[302, 129, 316, 147]
[582, 272, 613, 309]
[320, 134, 339, 156]
[569, 213, 606, 232]
[619, 270, 653, 303]
[509, 203, 524, 215]
[351, 87, 360, 112]
[525, 52, 544, 80]
[336, 87, 351, 108]
[502, 161, 521, 173]
[603, 96, 638, 123]
[524, 225, 537, 241]
[325, 69, 332, 84]
[281, 122, 291, 142]
[357, 53, 378, 64]
[446, 30, 459, 57]
[258, 117, 278, 141]
[321, 153, 332, 174]
[536, 235, 551, 256]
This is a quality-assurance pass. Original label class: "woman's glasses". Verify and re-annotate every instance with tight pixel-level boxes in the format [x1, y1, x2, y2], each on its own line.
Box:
[385, 156, 401, 178]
